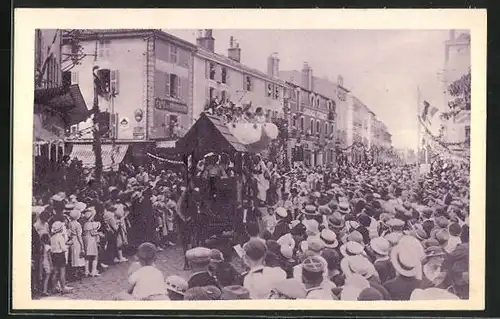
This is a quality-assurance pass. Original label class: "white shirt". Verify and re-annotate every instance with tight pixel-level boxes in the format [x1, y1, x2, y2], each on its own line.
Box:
[128, 265, 166, 300]
[445, 235, 462, 254]
[243, 265, 286, 299]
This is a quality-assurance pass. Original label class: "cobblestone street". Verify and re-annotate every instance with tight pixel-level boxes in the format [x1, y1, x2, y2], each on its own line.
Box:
[64, 246, 193, 300]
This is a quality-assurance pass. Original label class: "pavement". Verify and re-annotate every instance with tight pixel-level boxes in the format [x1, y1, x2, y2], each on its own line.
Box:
[60, 245, 195, 300]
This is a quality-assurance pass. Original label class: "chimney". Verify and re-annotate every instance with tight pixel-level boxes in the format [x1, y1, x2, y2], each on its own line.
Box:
[228, 36, 241, 62]
[196, 29, 215, 52]
[301, 62, 313, 91]
[337, 75, 344, 87]
[267, 52, 280, 78]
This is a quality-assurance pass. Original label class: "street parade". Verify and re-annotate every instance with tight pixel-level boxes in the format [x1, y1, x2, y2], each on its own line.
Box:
[30, 28, 472, 301]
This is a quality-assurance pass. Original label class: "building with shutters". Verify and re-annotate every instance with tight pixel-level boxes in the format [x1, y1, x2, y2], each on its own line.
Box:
[33, 29, 88, 161]
[61, 29, 196, 166]
[192, 30, 287, 125]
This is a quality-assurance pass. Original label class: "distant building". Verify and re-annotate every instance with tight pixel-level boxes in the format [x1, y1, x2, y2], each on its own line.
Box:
[279, 63, 336, 167]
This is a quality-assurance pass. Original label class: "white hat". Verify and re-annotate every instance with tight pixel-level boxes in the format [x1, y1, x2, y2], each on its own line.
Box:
[340, 241, 365, 257]
[390, 236, 424, 278]
[275, 207, 288, 218]
[277, 233, 296, 250]
[410, 288, 459, 300]
[320, 229, 338, 248]
[302, 219, 319, 236]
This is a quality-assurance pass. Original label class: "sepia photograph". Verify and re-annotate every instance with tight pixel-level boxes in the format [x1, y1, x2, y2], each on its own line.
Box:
[12, 9, 486, 311]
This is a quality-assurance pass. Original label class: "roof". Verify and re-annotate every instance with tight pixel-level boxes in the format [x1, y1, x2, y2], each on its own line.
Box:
[34, 84, 89, 126]
[197, 47, 286, 87]
[176, 112, 247, 158]
[63, 29, 197, 51]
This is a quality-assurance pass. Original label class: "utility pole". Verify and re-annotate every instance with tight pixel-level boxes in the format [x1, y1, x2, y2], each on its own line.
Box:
[92, 66, 103, 186]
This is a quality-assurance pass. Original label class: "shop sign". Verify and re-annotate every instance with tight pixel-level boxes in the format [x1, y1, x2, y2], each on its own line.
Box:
[303, 108, 327, 121]
[133, 126, 145, 139]
[155, 98, 188, 114]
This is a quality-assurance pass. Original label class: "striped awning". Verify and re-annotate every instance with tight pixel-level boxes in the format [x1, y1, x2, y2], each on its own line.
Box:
[69, 144, 129, 170]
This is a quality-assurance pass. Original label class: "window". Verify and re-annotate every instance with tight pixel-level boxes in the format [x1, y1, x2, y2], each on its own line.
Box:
[317, 120, 321, 133]
[310, 94, 314, 106]
[267, 83, 273, 97]
[325, 122, 329, 135]
[170, 45, 178, 64]
[310, 119, 314, 133]
[274, 86, 280, 99]
[221, 67, 227, 84]
[245, 75, 253, 91]
[292, 114, 297, 128]
[465, 125, 470, 142]
[98, 40, 111, 59]
[300, 116, 304, 131]
[209, 87, 215, 101]
[316, 98, 320, 108]
[209, 63, 216, 80]
[166, 73, 180, 98]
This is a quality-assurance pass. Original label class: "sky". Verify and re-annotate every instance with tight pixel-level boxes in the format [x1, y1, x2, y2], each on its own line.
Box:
[167, 29, 451, 150]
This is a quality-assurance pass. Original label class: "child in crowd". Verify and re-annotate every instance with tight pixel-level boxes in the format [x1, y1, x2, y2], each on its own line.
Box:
[68, 209, 86, 280]
[116, 242, 167, 300]
[40, 233, 53, 296]
[50, 221, 72, 293]
[82, 209, 101, 277]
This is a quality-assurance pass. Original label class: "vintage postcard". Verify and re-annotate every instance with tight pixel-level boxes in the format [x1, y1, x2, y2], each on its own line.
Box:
[12, 8, 486, 311]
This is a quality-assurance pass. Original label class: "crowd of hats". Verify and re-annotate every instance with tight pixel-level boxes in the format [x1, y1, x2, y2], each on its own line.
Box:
[133, 161, 470, 301]
[32, 158, 470, 301]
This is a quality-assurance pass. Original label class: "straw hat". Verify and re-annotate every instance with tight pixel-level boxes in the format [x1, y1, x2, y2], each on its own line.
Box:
[51, 221, 64, 234]
[390, 236, 424, 278]
[370, 237, 390, 256]
[165, 275, 188, 296]
[340, 241, 365, 257]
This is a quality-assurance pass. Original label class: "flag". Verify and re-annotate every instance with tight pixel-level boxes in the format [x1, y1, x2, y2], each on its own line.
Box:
[421, 101, 439, 125]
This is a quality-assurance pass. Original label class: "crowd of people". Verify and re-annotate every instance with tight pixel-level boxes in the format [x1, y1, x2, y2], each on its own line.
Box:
[31, 147, 470, 301]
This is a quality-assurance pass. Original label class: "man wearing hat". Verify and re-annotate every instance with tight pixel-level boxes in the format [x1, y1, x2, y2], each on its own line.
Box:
[294, 237, 328, 280]
[369, 237, 395, 283]
[301, 256, 337, 299]
[186, 247, 219, 289]
[384, 236, 426, 300]
[239, 238, 286, 299]
[272, 207, 289, 240]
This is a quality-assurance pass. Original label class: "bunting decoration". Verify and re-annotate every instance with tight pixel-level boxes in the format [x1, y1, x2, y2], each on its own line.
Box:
[146, 152, 184, 165]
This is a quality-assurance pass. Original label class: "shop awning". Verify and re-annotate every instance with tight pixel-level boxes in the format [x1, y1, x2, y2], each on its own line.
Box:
[34, 84, 89, 126]
[69, 144, 129, 170]
[33, 113, 64, 142]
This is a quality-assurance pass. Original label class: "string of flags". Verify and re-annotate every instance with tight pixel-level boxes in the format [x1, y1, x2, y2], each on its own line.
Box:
[146, 152, 184, 165]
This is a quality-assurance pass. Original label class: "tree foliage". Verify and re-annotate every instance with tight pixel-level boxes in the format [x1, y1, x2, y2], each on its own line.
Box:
[447, 69, 471, 111]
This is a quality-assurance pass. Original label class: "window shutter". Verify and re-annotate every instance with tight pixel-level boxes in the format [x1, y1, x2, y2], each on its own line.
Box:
[176, 76, 181, 100]
[181, 77, 189, 102]
[71, 71, 79, 84]
[215, 65, 222, 82]
[109, 113, 118, 138]
[164, 114, 170, 136]
[110, 69, 119, 95]
[205, 62, 210, 79]
[165, 72, 171, 97]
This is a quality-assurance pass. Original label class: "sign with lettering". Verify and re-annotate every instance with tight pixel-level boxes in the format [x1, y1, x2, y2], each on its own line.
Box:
[303, 108, 328, 121]
[154, 98, 188, 114]
[133, 126, 145, 139]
